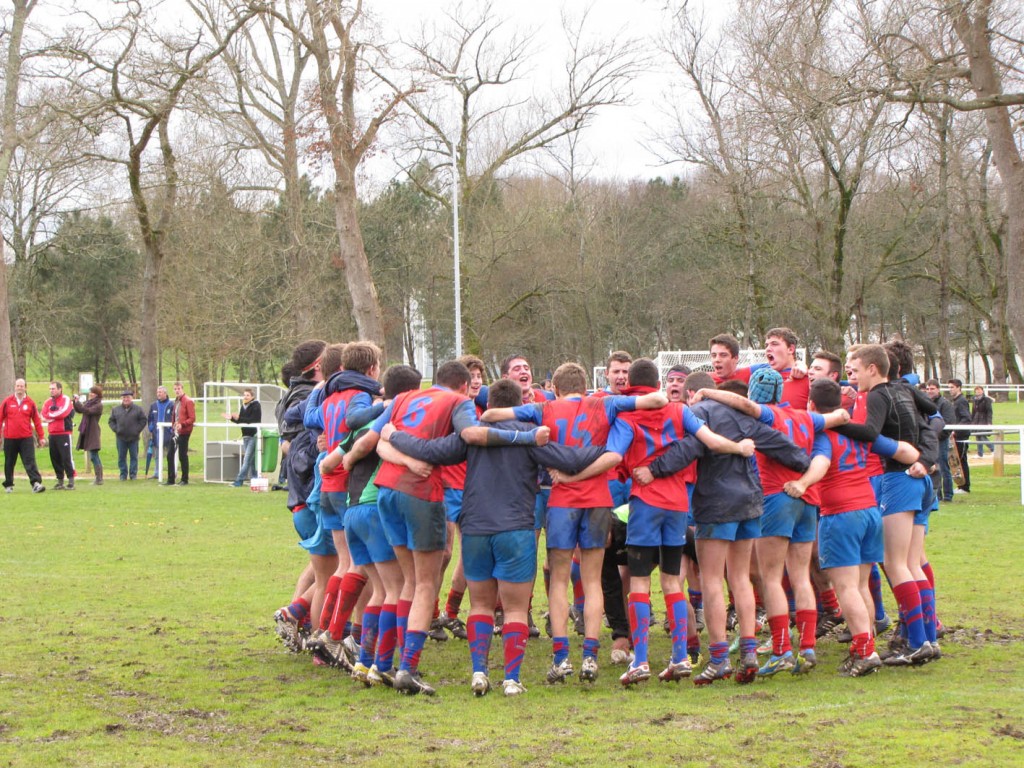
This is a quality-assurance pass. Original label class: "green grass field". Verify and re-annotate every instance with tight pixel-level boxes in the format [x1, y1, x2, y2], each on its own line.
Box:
[1, 461, 1023, 767]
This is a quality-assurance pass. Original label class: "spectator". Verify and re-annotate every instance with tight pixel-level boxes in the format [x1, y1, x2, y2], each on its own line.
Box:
[166, 381, 195, 486]
[947, 378, 972, 494]
[108, 390, 148, 481]
[147, 386, 173, 479]
[227, 388, 262, 487]
[1, 378, 46, 493]
[74, 385, 104, 485]
[925, 379, 955, 503]
[42, 381, 76, 490]
[972, 386, 994, 458]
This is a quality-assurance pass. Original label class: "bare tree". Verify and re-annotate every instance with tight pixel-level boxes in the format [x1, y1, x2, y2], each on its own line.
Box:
[394, 1, 643, 351]
[68, 1, 256, 402]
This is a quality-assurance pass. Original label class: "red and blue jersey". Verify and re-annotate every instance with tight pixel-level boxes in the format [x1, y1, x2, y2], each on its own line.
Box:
[756, 404, 824, 497]
[372, 387, 476, 502]
[852, 389, 884, 478]
[441, 402, 483, 491]
[321, 388, 373, 493]
[811, 431, 879, 516]
[513, 394, 636, 508]
[608, 402, 704, 510]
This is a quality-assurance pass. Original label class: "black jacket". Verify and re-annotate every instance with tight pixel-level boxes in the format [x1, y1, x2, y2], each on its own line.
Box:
[647, 400, 809, 525]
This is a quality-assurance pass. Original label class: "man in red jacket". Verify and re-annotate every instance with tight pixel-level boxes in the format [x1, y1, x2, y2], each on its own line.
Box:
[43, 381, 76, 490]
[1, 378, 46, 493]
[165, 382, 196, 486]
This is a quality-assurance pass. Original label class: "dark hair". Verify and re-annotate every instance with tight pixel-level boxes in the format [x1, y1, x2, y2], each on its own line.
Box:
[291, 339, 327, 380]
[884, 339, 915, 379]
[500, 354, 528, 377]
[718, 379, 749, 396]
[709, 334, 740, 358]
[382, 365, 422, 399]
[809, 378, 842, 411]
[488, 379, 523, 408]
[948, 378, 964, 389]
[885, 349, 900, 381]
[436, 360, 472, 390]
[280, 361, 297, 385]
[683, 371, 716, 395]
[667, 365, 691, 377]
[90, 385, 103, 397]
[813, 351, 842, 377]
[51, 381, 63, 392]
[628, 358, 659, 389]
[766, 327, 799, 350]
[925, 378, 940, 388]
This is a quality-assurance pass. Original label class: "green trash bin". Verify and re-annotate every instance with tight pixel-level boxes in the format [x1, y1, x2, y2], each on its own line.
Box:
[261, 428, 279, 474]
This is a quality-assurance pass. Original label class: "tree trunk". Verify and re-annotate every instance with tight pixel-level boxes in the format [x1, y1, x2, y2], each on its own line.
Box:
[333, 166, 384, 348]
[0, 244, 15, 389]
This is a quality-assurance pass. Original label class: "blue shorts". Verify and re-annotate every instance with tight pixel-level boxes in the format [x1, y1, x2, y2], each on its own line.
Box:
[534, 488, 550, 531]
[625, 498, 687, 548]
[320, 491, 347, 531]
[293, 505, 337, 557]
[696, 517, 761, 542]
[609, 478, 632, 507]
[376, 487, 447, 552]
[444, 487, 463, 524]
[869, 474, 883, 505]
[922, 474, 937, 518]
[879, 472, 926, 517]
[345, 503, 396, 565]
[760, 492, 817, 543]
[546, 506, 612, 550]
[462, 529, 537, 583]
[818, 508, 883, 569]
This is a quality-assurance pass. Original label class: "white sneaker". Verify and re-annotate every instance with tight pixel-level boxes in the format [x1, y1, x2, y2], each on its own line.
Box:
[502, 678, 526, 696]
[610, 647, 635, 665]
[470, 671, 490, 696]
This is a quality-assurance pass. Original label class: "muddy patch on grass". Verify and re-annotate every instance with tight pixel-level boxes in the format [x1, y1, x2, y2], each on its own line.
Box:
[942, 626, 1024, 648]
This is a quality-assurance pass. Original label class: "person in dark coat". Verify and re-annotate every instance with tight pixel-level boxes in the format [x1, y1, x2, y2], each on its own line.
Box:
[74, 385, 104, 485]
[108, 390, 148, 481]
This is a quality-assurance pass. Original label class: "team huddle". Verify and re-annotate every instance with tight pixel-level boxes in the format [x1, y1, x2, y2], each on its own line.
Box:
[270, 328, 946, 697]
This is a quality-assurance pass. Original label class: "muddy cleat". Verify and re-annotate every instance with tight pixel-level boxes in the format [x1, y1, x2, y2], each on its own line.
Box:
[311, 634, 344, 667]
[688, 650, 703, 667]
[725, 605, 737, 632]
[883, 642, 935, 667]
[527, 611, 541, 639]
[568, 607, 585, 637]
[929, 641, 942, 660]
[693, 658, 733, 686]
[394, 669, 436, 696]
[441, 615, 468, 640]
[793, 649, 817, 674]
[492, 609, 505, 636]
[610, 637, 633, 665]
[838, 652, 883, 677]
[427, 618, 449, 642]
[874, 614, 892, 636]
[502, 678, 527, 697]
[342, 635, 360, 667]
[734, 652, 759, 684]
[579, 656, 599, 683]
[755, 607, 767, 634]
[619, 662, 651, 687]
[471, 671, 491, 696]
[367, 664, 394, 688]
[694, 608, 705, 633]
[758, 651, 796, 677]
[816, 610, 844, 638]
[835, 627, 854, 644]
[658, 658, 693, 682]
[546, 658, 574, 684]
[274, 610, 302, 653]
[543, 612, 553, 638]
[351, 662, 372, 685]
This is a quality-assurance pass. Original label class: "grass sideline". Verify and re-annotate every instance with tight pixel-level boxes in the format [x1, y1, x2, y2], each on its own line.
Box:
[0, 469, 1023, 767]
